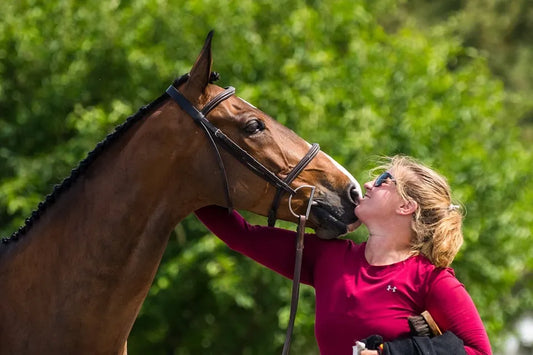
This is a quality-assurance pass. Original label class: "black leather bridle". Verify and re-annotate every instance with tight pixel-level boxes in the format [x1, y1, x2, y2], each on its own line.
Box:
[166, 74, 320, 223]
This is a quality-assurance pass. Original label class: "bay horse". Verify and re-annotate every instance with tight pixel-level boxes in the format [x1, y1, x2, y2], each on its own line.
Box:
[0, 32, 361, 354]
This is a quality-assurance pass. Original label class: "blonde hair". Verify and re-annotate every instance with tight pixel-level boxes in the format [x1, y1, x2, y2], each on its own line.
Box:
[373, 155, 463, 268]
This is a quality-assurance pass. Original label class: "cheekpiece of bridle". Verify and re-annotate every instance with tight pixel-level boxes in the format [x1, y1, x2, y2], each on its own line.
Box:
[166, 73, 320, 354]
[165, 73, 320, 226]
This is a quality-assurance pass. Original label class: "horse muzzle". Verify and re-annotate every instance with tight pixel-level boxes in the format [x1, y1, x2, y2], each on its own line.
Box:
[308, 182, 360, 239]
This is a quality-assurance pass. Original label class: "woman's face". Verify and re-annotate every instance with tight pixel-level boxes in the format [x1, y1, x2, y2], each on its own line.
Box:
[355, 169, 405, 224]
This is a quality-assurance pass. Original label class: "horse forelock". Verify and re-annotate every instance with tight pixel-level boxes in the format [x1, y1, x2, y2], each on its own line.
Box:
[1, 93, 169, 246]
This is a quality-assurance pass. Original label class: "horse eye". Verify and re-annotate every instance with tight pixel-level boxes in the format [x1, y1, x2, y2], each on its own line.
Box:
[244, 119, 265, 135]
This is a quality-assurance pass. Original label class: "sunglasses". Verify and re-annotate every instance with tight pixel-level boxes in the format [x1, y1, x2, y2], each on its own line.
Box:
[374, 171, 396, 187]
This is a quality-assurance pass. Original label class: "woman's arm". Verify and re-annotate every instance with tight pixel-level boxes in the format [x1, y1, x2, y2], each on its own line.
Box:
[194, 205, 319, 284]
[426, 270, 492, 355]
[357, 268, 491, 355]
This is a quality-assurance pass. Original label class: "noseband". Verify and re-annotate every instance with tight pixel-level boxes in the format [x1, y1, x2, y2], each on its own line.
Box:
[166, 74, 320, 222]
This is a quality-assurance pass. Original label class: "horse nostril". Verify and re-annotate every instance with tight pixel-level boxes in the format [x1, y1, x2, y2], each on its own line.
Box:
[348, 184, 360, 205]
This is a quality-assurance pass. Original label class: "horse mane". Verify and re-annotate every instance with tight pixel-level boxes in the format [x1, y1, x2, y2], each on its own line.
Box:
[1, 93, 170, 246]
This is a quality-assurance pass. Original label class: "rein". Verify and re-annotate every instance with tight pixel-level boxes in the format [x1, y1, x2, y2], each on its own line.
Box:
[166, 75, 318, 354]
[281, 185, 315, 355]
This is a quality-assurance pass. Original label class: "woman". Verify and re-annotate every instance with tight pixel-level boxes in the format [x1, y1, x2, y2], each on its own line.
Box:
[195, 155, 491, 354]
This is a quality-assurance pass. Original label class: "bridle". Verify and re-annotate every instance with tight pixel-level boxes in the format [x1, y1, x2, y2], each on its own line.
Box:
[165, 74, 320, 222]
[166, 73, 318, 354]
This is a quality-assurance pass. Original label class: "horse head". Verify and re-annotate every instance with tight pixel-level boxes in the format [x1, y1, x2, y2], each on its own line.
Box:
[174, 32, 361, 239]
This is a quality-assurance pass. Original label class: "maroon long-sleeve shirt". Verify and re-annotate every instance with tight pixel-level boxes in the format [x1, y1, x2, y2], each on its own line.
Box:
[195, 206, 491, 355]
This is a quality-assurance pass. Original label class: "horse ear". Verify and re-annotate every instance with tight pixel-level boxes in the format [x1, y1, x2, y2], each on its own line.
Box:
[185, 31, 214, 99]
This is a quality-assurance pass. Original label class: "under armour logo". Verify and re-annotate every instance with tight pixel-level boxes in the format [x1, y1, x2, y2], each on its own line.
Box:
[386, 285, 397, 292]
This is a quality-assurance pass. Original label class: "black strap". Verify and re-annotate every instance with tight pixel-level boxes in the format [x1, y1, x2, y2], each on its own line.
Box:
[166, 85, 235, 210]
[199, 120, 234, 212]
[201, 89, 235, 116]
[281, 215, 306, 355]
[268, 143, 320, 227]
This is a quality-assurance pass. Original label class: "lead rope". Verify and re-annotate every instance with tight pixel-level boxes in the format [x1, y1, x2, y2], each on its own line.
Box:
[282, 185, 316, 355]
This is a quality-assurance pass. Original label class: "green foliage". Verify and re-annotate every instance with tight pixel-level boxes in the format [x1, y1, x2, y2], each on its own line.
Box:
[1, 0, 531, 353]
[393, 0, 533, 139]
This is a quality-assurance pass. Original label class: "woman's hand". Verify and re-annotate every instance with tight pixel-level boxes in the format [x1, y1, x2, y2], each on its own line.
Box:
[356, 334, 384, 355]
[360, 350, 379, 355]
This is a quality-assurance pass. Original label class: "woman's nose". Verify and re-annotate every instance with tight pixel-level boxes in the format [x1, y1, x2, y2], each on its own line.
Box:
[363, 181, 373, 190]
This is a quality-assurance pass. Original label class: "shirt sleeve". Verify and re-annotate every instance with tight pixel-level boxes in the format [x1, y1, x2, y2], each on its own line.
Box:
[194, 205, 322, 285]
[425, 269, 492, 355]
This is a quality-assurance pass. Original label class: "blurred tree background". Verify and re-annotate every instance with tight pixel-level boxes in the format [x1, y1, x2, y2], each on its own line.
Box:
[1, 0, 531, 353]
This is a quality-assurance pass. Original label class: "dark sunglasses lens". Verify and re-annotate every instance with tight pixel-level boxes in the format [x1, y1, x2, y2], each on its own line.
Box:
[375, 172, 392, 187]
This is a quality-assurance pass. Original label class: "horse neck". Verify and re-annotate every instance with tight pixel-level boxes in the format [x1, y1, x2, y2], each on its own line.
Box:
[0, 100, 216, 353]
